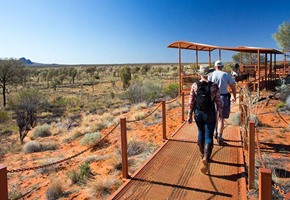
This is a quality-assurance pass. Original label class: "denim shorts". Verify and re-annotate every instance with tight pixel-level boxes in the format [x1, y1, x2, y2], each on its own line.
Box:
[220, 93, 231, 118]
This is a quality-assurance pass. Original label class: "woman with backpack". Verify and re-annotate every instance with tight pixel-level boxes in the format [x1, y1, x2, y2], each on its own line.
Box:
[187, 65, 223, 174]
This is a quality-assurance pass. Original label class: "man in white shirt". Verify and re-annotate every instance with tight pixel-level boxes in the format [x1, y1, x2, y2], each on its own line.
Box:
[208, 60, 237, 145]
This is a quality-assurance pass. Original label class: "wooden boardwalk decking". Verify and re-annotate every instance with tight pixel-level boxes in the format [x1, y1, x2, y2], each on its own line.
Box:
[110, 105, 247, 200]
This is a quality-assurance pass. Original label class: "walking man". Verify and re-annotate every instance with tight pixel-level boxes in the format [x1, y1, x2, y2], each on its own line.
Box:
[208, 60, 237, 145]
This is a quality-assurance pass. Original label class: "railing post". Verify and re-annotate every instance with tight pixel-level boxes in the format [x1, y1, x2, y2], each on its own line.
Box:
[162, 101, 167, 141]
[181, 92, 185, 122]
[120, 118, 129, 179]
[248, 121, 255, 189]
[259, 168, 272, 200]
[239, 93, 244, 125]
[0, 164, 8, 200]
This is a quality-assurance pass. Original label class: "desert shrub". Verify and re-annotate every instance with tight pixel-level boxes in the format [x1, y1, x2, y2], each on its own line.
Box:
[276, 101, 286, 108]
[33, 124, 51, 138]
[230, 111, 241, 126]
[23, 141, 41, 153]
[68, 170, 80, 184]
[89, 176, 120, 198]
[80, 132, 101, 146]
[124, 79, 163, 103]
[127, 137, 147, 156]
[52, 96, 68, 107]
[23, 141, 57, 153]
[40, 142, 58, 151]
[0, 109, 9, 123]
[46, 181, 64, 200]
[164, 82, 179, 98]
[79, 161, 92, 178]
[68, 161, 92, 184]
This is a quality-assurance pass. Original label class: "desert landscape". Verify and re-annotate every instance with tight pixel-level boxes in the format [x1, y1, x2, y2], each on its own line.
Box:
[0, 61, 289, 199]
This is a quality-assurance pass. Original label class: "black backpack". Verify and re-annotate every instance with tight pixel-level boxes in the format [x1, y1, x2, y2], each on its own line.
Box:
[194, 81, 215, 112]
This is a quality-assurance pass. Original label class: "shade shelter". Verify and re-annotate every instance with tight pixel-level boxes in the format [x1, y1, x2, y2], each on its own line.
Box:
[168, 41, 284, 94]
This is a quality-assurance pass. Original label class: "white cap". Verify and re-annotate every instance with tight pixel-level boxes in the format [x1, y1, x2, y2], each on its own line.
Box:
[215, 60, 223, 67]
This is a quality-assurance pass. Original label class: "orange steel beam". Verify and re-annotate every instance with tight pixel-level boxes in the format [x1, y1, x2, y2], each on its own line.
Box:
[208, 51, 211, 67]
[258, 50, 261, 95]
[259, 168, 272, 200]
[196, 47, 198, 68]
[181, 92, 185, 122]
[162, 101, 167, 140]
[0, 164, 8, 200]
[120, 118, 129, 179]
[265, 53, 268, 89]
[248, 121, 255, 189]
[178, 45, 181, 95]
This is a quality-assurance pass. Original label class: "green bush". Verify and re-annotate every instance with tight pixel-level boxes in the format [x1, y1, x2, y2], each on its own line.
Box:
[68, 161, 92, 184]
[124, 79, 163, 103]
[0, 109, 9, 123]
[33, 124, 51, 138]
[80, 132, 101, 146]
[23, 141, 41, 153]
[164, 82, 179, 98]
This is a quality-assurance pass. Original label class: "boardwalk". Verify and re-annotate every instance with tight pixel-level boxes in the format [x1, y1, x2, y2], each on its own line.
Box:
[110, 105, 247, 200]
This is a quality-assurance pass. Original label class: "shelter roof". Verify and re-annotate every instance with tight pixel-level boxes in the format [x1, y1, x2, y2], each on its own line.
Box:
[168, 41, 283, 54]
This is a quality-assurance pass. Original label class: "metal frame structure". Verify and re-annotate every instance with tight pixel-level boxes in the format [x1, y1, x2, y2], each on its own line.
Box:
[168, 41, 285, 95]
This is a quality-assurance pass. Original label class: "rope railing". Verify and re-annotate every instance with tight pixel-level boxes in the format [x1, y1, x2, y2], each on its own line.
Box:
[1, 94, 186, 199]
[7, 122, 120, 173]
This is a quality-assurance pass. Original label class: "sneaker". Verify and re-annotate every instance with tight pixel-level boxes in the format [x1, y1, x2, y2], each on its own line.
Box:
[217, 136, 224, 146]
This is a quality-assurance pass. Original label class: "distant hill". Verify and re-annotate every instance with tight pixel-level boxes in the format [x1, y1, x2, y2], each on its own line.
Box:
[19, 57, 33, 65]
[18, 57, 58, 67]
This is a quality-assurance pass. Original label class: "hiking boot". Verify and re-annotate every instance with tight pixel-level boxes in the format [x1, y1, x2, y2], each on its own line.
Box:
[198, 142, 204, 159]
[217, 136, 224, 146]
[201, 144, 213, 174]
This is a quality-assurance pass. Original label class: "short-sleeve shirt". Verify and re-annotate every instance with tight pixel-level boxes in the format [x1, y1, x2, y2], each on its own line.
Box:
[208, 71, 235, 94]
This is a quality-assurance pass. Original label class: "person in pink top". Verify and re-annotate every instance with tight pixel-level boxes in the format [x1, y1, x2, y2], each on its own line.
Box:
[187, 65, 223, 174]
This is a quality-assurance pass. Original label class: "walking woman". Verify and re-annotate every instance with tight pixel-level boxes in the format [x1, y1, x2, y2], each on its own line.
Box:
[187, 65, 223, 174]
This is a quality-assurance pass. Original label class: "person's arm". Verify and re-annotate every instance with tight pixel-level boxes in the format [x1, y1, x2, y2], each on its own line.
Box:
[229, 83, 237, 102]
[187, 83, 197, 123]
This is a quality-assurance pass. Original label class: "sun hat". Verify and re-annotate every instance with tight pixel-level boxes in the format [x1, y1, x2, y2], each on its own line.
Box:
[214, 60, 224, 67]
[195, 64, 214, 76]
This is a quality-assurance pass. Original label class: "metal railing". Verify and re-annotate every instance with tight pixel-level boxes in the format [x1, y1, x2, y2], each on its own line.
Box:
[239, 84, 289, 200]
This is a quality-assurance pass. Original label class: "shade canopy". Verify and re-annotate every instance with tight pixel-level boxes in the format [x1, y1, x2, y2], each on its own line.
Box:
[168, 41, 283, 54]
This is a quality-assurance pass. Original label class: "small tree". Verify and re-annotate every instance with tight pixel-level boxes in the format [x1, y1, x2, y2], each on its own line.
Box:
[273, 21, 290, 51]
[9, 89, 47, 144]
[232, 52, 265, 65]
[119, 66, 131, 89]
[0, 59, 24, 107]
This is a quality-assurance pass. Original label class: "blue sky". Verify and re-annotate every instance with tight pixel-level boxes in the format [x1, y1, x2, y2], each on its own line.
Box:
[0, 0, 289, 65]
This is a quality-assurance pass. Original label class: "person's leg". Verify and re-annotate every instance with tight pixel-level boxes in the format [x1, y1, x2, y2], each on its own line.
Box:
[201, 110, 216, 174]
[217, 95, 230, 145]
[194, 110, 205, 158]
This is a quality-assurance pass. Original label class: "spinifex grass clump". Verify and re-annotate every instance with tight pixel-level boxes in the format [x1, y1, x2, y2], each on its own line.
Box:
[32, 124, 51, 138]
